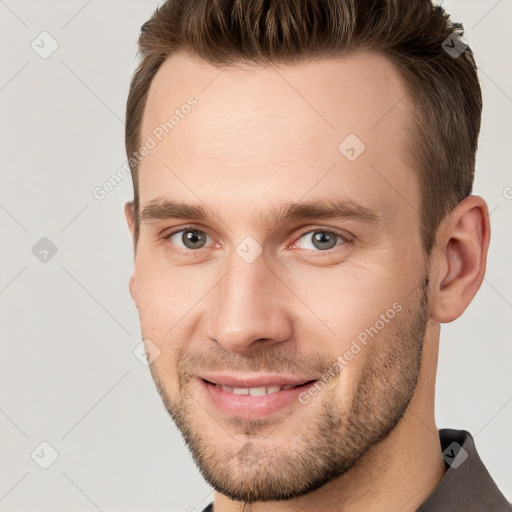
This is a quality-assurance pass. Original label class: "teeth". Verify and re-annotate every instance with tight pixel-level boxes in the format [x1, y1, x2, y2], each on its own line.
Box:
[218, 384, 298, 395]
[248, 387, 267, 396]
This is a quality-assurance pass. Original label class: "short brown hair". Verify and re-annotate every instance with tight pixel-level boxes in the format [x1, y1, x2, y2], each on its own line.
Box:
[125, 0, 482, 253]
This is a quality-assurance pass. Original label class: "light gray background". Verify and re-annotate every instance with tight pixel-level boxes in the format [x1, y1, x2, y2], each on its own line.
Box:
[1, 1, 511, 510]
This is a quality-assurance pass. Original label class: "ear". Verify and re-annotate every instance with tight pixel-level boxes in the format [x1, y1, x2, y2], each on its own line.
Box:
[125, 201, 135, 238]
[429, 196, 490, 323]
[124, 201, 137, 306]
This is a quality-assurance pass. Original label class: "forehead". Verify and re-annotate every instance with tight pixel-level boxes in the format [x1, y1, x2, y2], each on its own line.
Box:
[138, 50, 418, 226]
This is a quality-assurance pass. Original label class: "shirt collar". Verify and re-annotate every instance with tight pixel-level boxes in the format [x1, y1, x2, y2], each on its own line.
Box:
[416, 428, 511, 511]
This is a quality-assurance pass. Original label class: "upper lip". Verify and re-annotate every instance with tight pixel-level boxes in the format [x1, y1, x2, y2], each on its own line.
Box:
[199, 373, 318, 388]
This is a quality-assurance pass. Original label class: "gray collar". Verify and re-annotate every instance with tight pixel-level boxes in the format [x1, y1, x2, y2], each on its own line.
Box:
[417, 428, 511, 511]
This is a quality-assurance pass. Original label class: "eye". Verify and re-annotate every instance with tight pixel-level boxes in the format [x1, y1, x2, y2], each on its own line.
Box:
[293, 229, 349, 251]
[165, 228, 212, 251]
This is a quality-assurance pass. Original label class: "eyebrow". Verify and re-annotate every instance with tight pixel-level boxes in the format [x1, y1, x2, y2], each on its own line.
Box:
[140, 197, 380, 227]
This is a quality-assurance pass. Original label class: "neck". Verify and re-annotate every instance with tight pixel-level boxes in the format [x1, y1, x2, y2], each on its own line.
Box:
[213, 322, 445, 512]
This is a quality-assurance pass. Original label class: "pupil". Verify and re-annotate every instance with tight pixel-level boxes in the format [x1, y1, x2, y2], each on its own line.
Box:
[313, 232, 336, 250]
[183, 230, 205, 249]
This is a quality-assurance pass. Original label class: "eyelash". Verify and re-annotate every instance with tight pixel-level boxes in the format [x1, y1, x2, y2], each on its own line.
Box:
[162, 225, 351, 255]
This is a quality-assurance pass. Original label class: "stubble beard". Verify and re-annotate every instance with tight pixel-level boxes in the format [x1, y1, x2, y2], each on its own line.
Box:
[148, 276, 430, 504]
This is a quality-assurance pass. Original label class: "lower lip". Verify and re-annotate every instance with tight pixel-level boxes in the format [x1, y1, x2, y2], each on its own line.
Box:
[200, 378, 318, 418]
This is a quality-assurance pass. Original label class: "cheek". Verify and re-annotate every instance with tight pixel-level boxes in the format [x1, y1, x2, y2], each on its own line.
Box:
[133, 256, 207, 330]
[289, 264, 405, 344]
[288, 265, 413, 397]
[132, 272, 181, 366]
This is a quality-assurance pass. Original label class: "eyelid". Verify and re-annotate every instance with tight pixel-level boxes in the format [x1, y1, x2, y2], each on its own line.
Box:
[163, 225, 210, 240]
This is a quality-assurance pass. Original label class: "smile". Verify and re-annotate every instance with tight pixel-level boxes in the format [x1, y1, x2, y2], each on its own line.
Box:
[208, 381, 312, 396]
[200, 378, 319, 418]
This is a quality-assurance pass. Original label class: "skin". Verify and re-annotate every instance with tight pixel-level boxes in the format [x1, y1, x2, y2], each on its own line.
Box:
[125, 50, 490, 512]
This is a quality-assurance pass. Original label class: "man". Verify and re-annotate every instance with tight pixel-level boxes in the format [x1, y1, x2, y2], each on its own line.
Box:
[124, 0, 511, 510]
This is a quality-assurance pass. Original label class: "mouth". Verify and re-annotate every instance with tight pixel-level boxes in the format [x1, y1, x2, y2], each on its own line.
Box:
[199, 378, 319, 419]
[202, 379, 317, 396]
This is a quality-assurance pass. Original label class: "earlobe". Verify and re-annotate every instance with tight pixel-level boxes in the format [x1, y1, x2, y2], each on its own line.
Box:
[429, 196, 490, 323]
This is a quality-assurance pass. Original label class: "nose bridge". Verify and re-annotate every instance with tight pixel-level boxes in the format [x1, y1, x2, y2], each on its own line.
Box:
[210, 254, 293, 352]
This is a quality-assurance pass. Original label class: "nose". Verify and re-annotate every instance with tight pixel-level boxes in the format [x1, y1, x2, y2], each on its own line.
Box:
[209, 255, 295, 353]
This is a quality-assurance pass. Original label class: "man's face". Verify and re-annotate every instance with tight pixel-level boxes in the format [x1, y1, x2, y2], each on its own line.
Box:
[128, 51, 432, 502]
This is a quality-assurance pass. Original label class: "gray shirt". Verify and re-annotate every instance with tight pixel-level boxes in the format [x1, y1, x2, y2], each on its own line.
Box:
[201, 429, 511, 511]
[417, 429, 511, 511]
